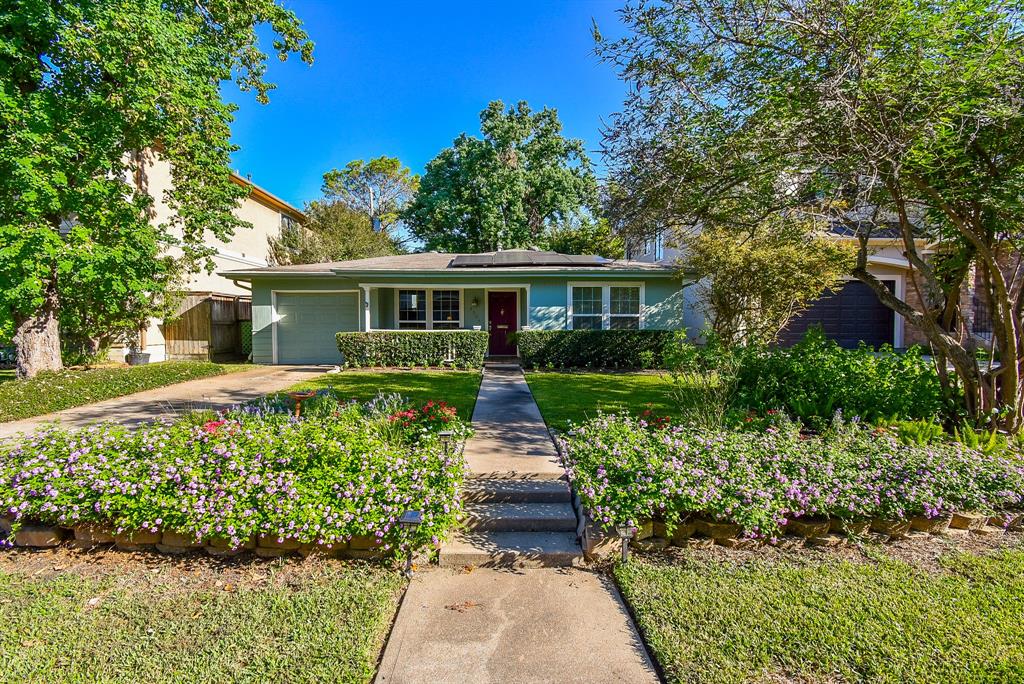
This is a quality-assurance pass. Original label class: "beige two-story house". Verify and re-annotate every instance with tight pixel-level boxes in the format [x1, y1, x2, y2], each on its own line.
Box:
[111, 155, 305, 363]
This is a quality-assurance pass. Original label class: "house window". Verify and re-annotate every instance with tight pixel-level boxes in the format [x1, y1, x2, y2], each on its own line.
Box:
[610, 286, 641, 329]
[398, 290, 427, 329]
[571, 287, 604, 330]
[570, 284, 643, 330]
[643, 233, 665, 261]
[397, 289, 461, 330]
[432, 290, 461, 329]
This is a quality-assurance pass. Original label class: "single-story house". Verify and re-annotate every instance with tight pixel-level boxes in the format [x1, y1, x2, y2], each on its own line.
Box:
[221, 250, 697, 364]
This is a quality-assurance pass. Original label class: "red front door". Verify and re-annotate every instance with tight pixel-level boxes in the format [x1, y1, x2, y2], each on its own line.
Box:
[487, 291, 518, 356]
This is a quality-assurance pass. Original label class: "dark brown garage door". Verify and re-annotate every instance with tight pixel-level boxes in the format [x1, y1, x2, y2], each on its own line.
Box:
[779, 281, 896, 349]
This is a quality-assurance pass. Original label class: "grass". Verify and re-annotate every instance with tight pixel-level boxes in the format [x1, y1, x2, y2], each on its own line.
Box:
[0, 362, 253, 423]
[0, 369, 13, 384]
[287, 369, 483, 420]
[616, 550, 1024, 684]
[0, 563, 403, 684]
[525, 371, 678, 429]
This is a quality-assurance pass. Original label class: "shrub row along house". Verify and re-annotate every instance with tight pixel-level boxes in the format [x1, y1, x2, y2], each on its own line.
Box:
[222, 250, 698, 364]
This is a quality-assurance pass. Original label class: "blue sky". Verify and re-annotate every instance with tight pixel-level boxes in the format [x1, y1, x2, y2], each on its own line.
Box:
[227, 0, 630, 208]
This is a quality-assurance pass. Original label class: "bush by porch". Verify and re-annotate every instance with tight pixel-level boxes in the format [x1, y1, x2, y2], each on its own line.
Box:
[336, 330, 489, 369]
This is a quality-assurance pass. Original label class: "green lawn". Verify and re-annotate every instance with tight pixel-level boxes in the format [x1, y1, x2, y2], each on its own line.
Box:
[0, 369, 13, 384]
[525, 371, 678, 429]
[0, 562, 402, 684]
[616, 550, 1024, 684]
[0, 362, 253, 423]
[287, 369, 482, 420]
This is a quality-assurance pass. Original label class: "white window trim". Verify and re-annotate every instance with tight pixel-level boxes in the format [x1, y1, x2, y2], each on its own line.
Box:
[566, 281, 645, 330]
[394, 288, 465, 330]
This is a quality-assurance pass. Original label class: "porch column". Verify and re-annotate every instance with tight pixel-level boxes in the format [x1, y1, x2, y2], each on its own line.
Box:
[360, 285, 372, 332]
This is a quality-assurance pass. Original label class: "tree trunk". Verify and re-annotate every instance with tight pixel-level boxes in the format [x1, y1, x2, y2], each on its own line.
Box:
[12, 282, 62, 379]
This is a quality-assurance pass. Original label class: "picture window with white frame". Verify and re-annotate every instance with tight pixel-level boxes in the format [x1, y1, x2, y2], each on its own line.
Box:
[570, 284, 642, 330]
[397, 289, 461, 330]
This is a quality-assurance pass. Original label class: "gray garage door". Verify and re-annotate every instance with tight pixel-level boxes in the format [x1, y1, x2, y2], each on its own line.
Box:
[779, 281, 896, 349]
[276, 292, 358, 364]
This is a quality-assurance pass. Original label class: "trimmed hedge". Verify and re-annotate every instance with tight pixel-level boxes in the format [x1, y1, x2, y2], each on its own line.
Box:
[515, 329, 674, 369]
[336, 330, 489, 368]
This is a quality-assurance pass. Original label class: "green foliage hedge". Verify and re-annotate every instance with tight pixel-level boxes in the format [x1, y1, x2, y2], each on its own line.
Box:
[668, 329, 946, 427]
[515, 330, 675, 369]
[0, 361, 239, 423]
[336, 330, 489, 368]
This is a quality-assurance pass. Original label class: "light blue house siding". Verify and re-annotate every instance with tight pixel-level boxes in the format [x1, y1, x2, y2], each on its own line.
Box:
[246, 271, 691, 364]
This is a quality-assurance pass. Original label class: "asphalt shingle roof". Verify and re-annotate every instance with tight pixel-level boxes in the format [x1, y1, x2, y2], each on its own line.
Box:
[222, 250, 675, 276]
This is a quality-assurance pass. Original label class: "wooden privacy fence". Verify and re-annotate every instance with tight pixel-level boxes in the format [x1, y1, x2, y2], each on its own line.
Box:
[164, 293, 252, 361]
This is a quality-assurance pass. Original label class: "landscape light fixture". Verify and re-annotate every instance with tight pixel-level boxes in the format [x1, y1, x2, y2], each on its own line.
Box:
[399, 510, 423, 577]
[438, 430, 454, 456]
[615, 523, 637, 563]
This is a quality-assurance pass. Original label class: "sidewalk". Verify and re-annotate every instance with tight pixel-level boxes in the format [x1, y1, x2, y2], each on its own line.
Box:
[0, 365, 325, 439]
[376, 568, 659, 684]
[376, 365, 659, 684]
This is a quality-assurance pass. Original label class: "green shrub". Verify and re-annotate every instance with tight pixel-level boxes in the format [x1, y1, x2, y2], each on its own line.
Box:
[336, 330, 489, 368]
[669, 328, 946, 427]
[0, 362, 238, 423]
[515, 329, 674, 369]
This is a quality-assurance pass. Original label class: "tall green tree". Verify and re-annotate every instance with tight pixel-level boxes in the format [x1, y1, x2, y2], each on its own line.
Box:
[321, 156, 419, 237]
[598, 0, 1024, 430]
[0, 1, 312, 378]
[268, 200, 400, 266]
[539, 218, 624, 259]
[404, 100, 599, 252]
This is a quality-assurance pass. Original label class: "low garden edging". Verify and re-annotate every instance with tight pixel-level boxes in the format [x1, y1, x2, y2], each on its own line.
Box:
[0, 391, 471, 561]
[554, 415, 1024, 560]
[336, 330, 489, 368]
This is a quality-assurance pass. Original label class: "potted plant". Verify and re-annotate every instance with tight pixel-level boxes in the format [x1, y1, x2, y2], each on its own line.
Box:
[125, 330, 150, 366]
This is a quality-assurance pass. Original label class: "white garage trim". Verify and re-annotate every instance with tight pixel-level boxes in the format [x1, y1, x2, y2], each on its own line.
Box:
[271, 289, 359, 364]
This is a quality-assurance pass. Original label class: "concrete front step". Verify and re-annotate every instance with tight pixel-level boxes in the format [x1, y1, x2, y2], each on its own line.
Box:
[439, 531, 583, 568]
[465, 502, 577, 532]
[468, 467, 565, 481]
[463, 479, 571, 504]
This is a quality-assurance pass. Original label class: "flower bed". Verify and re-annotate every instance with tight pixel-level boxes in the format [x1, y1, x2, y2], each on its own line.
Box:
[558, 415, 1024, 544]
[0, 391, 471, 557]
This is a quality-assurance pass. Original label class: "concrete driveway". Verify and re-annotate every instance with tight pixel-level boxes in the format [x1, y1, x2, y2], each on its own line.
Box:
[0, 365, 326, 440]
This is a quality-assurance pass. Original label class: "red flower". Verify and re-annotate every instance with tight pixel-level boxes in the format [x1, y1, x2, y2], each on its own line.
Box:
[203, 420, 227, 434]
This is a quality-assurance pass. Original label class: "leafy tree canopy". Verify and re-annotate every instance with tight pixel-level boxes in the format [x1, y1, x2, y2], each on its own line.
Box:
[598, 0, 1024, 429]
[683, 222, 855, 346]
[539, 218, 624, 259]
[268, 201, 400, 266]
[322, 156, 419, 237]
[0, 0, 312, 377]
[404, 100, 600, 253]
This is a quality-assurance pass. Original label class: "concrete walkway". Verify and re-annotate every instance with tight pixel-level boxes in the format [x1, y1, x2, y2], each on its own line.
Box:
[377, 365, 659, 683]
[463, 364, 563, 480]
[0, 365, 325, 439]
[376, 568, 659, 684]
